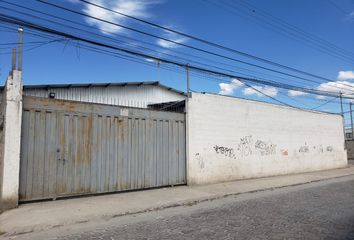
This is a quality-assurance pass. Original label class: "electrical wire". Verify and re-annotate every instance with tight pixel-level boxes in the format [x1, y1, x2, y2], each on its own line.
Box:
[0, 11, 352, 114]
[239, 0, 354, 57]
[1, 13, 349, 99]
[2, 3, 347, 97]
[206, 0, 354, 63]
[73, 0, 354, 80]
[1, 1, 331, 89]
[0, 39, 63, 54]
[311, 96, 340, 110]
[32, 0, 354, 92]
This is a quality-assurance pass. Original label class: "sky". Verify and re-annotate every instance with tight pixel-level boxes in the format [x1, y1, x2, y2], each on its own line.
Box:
[0, 0, 354, 119]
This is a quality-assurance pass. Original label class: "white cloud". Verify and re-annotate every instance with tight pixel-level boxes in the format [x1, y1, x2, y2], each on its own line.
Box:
[344, 11, 354, 21]
[317, 80, 354, 97]
[288, 90, 308, 97]
[243, 86, 278, 97]
[156, 30, 187, 48]
[145, 58, 156, 63]
[81, 0, 161, 34]
[218, 78, 244, 95]
[314, 70, 354, 98]
[316, 95, 327, 100]
[337, 71, 354, 81]
[348, 11, 354, 18]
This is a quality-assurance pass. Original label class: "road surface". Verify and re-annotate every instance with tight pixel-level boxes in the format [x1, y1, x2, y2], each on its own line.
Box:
[22, 176, 354, 240]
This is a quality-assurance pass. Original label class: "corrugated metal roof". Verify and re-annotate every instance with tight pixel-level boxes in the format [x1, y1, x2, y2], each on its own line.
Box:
[20, 81, 186, 96]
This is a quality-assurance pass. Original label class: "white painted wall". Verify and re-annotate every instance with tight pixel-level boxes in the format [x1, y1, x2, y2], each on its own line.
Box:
[187, 93, 347, 185]
[0, 70, 22, 212]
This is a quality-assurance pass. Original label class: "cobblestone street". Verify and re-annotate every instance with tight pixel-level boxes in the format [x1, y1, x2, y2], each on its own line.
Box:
[27, 176, 354, 240]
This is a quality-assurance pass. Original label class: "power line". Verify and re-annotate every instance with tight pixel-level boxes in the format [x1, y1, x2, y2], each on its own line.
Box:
[1, 1, 329, 89]
[239, 0, 354, 58]
[33, 0, 354, 92]
[311, 96, 340, 110]
[0, 40, 56, 45]
[46, 0, 354, 83]
[327, 0, 348, 14]
[0, 5, 336, 95]
[0, 39, 63, 54]
[1, 13, 353, 102]
[208, 0, 354, 63]
[0, 4, 277, 83]
[0, 18, 345, 112]
[240, 81, 295, 108]
[206, 0, 354, 64]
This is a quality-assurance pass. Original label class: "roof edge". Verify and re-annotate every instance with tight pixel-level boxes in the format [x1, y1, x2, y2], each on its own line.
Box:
[0, 81, 186, 96]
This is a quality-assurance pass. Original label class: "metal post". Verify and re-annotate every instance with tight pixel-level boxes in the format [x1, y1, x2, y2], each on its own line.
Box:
[340, 92, 346, 146]
[18, 27, 23, 71]
[350, 102, 353, 139]
[186, 64, 190, 98]
[11, 48, 16, 71]
[157, 60, 160, 82]
[340, 92, 344, 114]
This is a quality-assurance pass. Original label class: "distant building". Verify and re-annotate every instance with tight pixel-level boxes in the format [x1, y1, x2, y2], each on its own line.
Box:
[345, 128, 353, 140]
[0, 81, 186, 111]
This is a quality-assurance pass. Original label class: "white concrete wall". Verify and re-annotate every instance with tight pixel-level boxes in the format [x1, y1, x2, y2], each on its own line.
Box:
[187, 93, 347, 185]
[0, 70, 22, 212]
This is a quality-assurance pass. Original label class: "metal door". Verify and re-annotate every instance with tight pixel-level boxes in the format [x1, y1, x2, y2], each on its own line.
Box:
[19, 97, 186, 201]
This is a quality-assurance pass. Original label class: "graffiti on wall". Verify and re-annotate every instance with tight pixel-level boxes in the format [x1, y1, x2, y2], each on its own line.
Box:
[237, 135, 253, 157]
[195, 153, 205, 169]
[213, 136, 277, 158]
[213, 137, 334, 159]
[299, 143, 309, 153]
[254, 140, 277, 156]
[213, 145, 237, 159]
[314, 145, 324, 153]
[326, 146, 333, 152]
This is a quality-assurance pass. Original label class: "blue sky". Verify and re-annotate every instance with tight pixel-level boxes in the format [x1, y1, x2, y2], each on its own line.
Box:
[0, 0, 354, 117]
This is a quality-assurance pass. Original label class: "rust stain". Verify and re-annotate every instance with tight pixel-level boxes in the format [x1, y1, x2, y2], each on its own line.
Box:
[118, 118, 124, 125]
[82, 116, 93, 166]
[119, 118, 126, 141]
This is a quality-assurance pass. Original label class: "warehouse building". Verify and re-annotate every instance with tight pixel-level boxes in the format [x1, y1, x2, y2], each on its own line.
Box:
[0, 81, 186, 110]
[0, 70, 348, 212]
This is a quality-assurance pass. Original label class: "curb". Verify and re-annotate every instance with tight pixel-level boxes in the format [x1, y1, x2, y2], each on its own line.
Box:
[2, 172, 354, 238]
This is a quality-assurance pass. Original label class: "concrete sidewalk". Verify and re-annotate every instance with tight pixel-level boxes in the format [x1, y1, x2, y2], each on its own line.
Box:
[1, 166, 354, 237]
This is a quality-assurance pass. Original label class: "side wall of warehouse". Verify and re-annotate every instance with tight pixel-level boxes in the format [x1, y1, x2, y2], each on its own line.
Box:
[23, 85, 185, 108]
[187, 93, 348, 185]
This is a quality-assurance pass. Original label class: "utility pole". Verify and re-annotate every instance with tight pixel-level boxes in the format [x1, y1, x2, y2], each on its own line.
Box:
[350, 102, 353, 139]
[157, 60, 160, 82]
[11, 48, 16, 72]
[186, 64, 190, 98]
[340, 92, 344, 116]
[18, 27, 23, 71]
[339, 92, 346, 145]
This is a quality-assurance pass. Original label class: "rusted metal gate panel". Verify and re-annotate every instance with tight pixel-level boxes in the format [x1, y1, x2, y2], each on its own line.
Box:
[19, 96, 186, 201]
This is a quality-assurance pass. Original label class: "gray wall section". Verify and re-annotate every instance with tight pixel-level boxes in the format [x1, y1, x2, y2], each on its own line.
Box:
[0, 71, 22, 212]
[23, 85, 185, 108]
[346, 140, 354, 159]
[19, 96, 186, 201]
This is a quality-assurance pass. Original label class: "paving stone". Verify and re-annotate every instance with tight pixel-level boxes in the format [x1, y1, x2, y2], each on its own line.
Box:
[54, 179, 354, 240]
